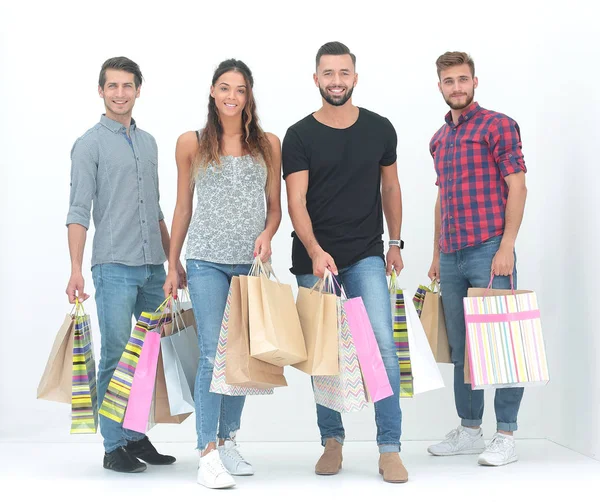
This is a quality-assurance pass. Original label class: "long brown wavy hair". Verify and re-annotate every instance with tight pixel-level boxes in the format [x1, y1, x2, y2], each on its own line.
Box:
[192, 59, 273, 192]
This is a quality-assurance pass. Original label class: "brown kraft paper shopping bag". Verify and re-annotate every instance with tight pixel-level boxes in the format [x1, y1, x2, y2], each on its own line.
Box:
[293, 280, 339, 375]
[226, 276, 287, 388]
[421, 288, 452, 363]
[247, 260, 308, 366]
[37, 314, 76, 403]
[152, 350, 191, 424]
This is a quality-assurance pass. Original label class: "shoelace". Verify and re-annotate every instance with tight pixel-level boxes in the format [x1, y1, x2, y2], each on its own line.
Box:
[444, 427, 463, 442]
[222, 443, 249, 465]
[486, 435, 510, 453]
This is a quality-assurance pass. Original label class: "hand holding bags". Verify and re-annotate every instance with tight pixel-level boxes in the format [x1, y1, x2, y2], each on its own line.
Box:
[464, 276, 550, 389]
[247, 259, 307, 366]
[38, 301, 99, 434]
[294, 270, 339, 375]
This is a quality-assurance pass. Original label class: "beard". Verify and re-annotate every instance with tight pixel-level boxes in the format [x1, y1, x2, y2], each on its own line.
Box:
[319, 84, 354, 107]
[444, 90, 474, 110]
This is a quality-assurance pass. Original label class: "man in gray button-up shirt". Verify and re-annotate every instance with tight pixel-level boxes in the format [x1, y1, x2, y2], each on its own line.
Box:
[65, 57, 184, 472]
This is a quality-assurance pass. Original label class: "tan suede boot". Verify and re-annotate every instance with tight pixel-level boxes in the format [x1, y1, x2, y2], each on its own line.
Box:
[378, 452, 408, 483]
[315, 439, 343, 475]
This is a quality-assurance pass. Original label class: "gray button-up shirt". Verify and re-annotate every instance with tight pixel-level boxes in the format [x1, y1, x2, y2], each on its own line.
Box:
[66, 115, 166, 267]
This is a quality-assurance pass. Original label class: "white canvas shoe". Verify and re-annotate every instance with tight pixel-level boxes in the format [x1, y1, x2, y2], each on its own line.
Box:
[427, 426, 486, 456]
[197, 450, 236, 489]
[478, 433, 518, 466]
[218, 440, 254, 476]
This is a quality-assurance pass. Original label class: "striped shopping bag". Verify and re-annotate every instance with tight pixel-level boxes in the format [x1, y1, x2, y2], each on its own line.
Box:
[313, 298, 368, 413]
[390, 273, 413, 398]
[70, 312, 98, 434]
[463, 279, 550, 390]
[99, 310, 164, 423]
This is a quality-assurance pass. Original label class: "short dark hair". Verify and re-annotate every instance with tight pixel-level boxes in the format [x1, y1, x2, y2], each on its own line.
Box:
[435, 51, 475, 79]
[98, 57, 143, 89]
[315, 41, 356, 70]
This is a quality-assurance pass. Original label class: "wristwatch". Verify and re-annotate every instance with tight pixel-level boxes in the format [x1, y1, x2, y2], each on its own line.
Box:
[389, 239, 404, 250]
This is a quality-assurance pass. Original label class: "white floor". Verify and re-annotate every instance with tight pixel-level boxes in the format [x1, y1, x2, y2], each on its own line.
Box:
[1, 440, 597, 500]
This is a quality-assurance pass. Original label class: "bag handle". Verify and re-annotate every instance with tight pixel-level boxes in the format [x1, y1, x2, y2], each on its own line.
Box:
[485, 273, 515, 296]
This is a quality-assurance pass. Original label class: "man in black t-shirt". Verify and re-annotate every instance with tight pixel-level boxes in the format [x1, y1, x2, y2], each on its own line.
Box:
[282, 41, 408, 483]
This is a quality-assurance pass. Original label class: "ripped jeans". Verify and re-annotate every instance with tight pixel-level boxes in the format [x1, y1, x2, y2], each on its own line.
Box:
[187, 259, 252, 450]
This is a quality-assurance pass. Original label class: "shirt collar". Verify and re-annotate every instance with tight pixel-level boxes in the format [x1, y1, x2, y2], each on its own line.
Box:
[100, 114, 137, 133]
[444, 101, 481, 127]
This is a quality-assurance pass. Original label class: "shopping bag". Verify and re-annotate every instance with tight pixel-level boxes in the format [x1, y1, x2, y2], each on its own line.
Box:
[405, 293, 445, 394]
[160, 304, 200, 415]
[247, 259, 307, 366]
[210, 285, 274, 396]
[70, 309, 98, 434]
[313, 298, 368, 413]
[464, 277, 550, 390]
[343, 295, 393, 403]
[293, 270, 339, 376]
[226, 276, 287, 388]
[99, 299, 168, 423]
[414, 282, 451, 363]
[37, 313, 76, 403]
[389, 273, 413, 398]
[150, 350, 191, 425]
[123, 330, 161, 433]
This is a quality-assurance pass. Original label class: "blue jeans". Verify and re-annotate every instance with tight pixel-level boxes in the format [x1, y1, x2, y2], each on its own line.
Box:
[440, 235, 524, 432]
[187, 259, 252, 450]
[296, 256, 402, 453]
[91, 263, 166, 453]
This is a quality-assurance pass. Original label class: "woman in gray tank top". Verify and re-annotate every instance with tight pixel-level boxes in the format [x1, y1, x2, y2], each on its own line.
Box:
[163, 59, 282, 489]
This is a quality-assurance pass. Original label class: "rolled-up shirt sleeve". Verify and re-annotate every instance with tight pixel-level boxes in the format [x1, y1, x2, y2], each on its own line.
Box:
[489, 117, 527, 177]
[66, 139, 97, 229]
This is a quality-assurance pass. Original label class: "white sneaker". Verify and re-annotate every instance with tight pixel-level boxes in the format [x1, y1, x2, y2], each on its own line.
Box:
[478, 433, 518, 466]
[427, 426, 486, 456]
[197, 450, 236, 489]
[218, 439, 254, 476]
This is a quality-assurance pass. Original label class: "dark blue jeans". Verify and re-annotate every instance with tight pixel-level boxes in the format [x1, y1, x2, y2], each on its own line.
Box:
[440, 235, 524, 432]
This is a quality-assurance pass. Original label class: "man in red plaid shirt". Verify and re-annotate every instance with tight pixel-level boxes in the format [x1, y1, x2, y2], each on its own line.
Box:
[426, 52, 528, 467]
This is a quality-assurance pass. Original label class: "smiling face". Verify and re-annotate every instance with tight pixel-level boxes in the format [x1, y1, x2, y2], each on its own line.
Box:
[438, 63, 478, 112]
[210, 70, 248, 118]
[98, 69, 140, 121]
[314, 54, 357, 107]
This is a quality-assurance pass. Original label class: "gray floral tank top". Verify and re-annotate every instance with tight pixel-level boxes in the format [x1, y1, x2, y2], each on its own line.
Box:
[186, 154, 267, 264]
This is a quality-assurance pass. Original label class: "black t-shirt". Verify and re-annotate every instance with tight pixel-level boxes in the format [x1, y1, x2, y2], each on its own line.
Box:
[282, 107, 397, 275]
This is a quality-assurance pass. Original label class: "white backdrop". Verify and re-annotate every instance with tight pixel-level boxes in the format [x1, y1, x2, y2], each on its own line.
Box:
[1, 0, 597, 458]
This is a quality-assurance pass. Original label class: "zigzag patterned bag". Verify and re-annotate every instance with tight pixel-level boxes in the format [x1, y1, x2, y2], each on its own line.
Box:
[313, 298, 368, 413]
[210, 285, 274, 396]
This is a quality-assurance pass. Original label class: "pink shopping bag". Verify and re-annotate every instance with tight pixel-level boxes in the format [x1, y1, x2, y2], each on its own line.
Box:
[343, 296, 393, 403]
[123, 330, 161, 433]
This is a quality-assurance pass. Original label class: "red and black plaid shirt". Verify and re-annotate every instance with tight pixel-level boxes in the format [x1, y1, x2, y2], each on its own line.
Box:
[430, 102, 527, 253]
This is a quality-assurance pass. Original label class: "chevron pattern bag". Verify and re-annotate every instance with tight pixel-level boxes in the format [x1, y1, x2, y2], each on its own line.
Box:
[70, 305, 98, 434]
[210, 285, 274, 396]
[313, 298, 368, 413]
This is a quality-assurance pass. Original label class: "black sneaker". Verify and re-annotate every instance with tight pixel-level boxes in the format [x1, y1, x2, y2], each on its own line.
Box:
[125, 436, 176, 465]
[103, 447, 147, 473]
